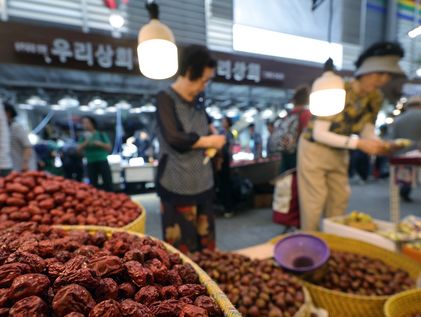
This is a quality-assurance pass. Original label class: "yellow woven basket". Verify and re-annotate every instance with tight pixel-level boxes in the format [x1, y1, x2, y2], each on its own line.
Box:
[270, 232, 421, 317]
[384, 288, 421, 317]
[123, 200, 146, 234]
[57, 225, 241, 317]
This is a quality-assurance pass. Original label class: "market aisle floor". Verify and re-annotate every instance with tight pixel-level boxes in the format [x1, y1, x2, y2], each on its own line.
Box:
[133, 181, 420, 251]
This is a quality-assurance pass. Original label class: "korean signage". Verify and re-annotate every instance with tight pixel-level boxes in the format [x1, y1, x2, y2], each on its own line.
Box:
[212, 51, 286, 87]
[14, 39, 134, 70]
[0, 21, 338, 88]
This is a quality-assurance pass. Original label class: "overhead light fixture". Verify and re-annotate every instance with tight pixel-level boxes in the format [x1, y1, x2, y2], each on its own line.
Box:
[28, 133, 39, 145]
[79, 105, 90, 112]
[416, 68, 421, 77]
[243, 108, 257, 118]
[226, 108, 239, 118]
[408, 25, 421, 38]
[139, 103, 157, 112]
[18, 104, 34, 110]
[106, 106, 117, 113]
[115, 100, 131, 110]
[129, 108, 143, 114]
[89, 97, 108, 109]
[51, 104, 65, 111]
[94, 109, 105, 115]
[109, 12, 125, 29]
[137, 0, 178, 79]
[393, 109, 401, 116]
[58, 96, 79, 108]
[278, 109, 288, 118]
[26, 96, 47, 107]
[309, 58, 346, 116]
[385, 117, 394, 124]
[261, 109, 274, 119]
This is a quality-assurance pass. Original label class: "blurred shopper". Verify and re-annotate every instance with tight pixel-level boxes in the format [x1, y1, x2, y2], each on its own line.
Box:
[156, 45, 226, 253]
[61, 141, 84, 182]
[298, 42, 404, 230]
[218, 117, 235, 217]
[391, 96, 421, 202]
[249, 123, 262, 159]
[348, 150, 371, 183]
[277, 86, 311, 173]
[0, 101, 12, 176]
[78, 116, 113, 191]
[4, 102, 35, 172]
[266, 121, 278, 157]
[134, 130, 151, 161]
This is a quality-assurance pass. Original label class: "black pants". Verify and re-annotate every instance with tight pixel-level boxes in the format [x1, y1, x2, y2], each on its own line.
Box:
[87, 160, 113, 191]
[0, 169, 12, 177]
[349, 150, 370, 181]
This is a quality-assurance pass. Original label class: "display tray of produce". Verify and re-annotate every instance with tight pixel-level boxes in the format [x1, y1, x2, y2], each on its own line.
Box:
[271, 232, 421, 317]
[0, 171, 146, 233]
[190, 250, 327, 317]
[384, 288, 421, 317]
[322, 212, 397, 251]
[0, 222, 240, 317]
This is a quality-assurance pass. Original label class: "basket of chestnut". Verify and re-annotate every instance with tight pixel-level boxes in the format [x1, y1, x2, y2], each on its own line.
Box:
[190, 250, 326, 317]
[271, 232, 421, 317]
[384, 288, 421, 317]
[0, 222, 241, 317]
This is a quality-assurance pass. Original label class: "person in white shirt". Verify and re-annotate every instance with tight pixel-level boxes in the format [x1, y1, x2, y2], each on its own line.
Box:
[0, 101, 12, 176]
[4, 102, 35, 172]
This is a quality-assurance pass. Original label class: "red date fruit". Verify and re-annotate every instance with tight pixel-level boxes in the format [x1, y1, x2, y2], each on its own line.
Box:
[89, 299, 122, 317]
[179, 304, 208, 317]
[8, 274, 50, 301]
[88, 256, 124, 277]
[194, 296, 222, 317]
[52, 284, 95, 317]
[120, 299, 154, 317]
[9, 296, 48, 317]
[124, 261, 154, 287]
[95, 278, 118, 301]
[5, 251, 45, 273]
[134, 286, 160, 305]
[0, 263, 32, 287]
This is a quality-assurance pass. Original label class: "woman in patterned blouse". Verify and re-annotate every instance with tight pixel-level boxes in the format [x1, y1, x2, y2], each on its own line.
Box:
[298, 42, 404, 231]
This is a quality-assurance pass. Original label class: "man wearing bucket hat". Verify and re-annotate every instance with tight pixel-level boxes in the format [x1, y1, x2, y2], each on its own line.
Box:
[298, 42, 405, 231]
[391, 96, 421, 202]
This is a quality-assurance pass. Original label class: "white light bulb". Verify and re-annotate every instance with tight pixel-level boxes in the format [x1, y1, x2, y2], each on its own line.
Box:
[408, 25, 421, 38]
[137, 40, 178, 79]
[309, 71, 346, 116]
[109, 13, 125, 29]
[385, 117, 394, 124]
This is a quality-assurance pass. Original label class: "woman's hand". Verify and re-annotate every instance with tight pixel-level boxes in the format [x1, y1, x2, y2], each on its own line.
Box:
[357, 139, 389, 155]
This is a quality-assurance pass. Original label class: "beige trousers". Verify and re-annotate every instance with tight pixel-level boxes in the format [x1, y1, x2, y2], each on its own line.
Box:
[297, 137, 350, 231]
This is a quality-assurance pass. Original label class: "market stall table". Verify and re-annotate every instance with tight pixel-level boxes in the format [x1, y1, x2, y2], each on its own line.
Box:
[389, 154, 421, 223]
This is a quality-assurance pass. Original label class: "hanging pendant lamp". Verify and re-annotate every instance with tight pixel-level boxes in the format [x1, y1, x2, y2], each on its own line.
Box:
[309, 0, 346, 116]
[309, 58, 346, 116]
[137, 1, 178, 80]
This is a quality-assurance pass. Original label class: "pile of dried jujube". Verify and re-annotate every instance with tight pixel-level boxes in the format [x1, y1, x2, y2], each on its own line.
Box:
[0, 222, 223, 317]
[0, 171, 141, 228]
[312, 251, 414, 296]
[190, 250, 311, 317]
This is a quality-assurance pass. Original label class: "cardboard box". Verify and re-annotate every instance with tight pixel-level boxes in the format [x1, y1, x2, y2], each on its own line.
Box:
[322, 216, 397, 251]
[253, 193, 273, 208]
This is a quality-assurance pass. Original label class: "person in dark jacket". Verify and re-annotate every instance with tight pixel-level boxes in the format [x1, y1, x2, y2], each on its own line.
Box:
[155, 45, 226, 253]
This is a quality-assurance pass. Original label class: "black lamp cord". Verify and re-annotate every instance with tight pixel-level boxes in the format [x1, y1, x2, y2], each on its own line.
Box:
[145, 0, 159, 19]
[325, 0, 335, 72]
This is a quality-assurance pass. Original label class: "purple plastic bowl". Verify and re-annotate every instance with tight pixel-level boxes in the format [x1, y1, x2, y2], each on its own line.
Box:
[274, 233, 330, 273]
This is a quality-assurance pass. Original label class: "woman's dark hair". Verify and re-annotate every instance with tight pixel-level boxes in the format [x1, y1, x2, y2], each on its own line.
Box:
[223, 116, 233, 128]
[4, 102, 17, 119]
[355, 42, 404, 68]
[178, 45, 217, 81]
[292, 85, 310, 106]
[82, 116, 98, 129]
